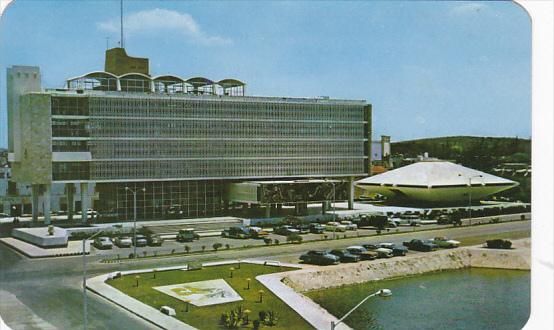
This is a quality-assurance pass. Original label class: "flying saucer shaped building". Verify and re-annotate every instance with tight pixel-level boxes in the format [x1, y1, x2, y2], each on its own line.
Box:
[356, 161, 518, 203]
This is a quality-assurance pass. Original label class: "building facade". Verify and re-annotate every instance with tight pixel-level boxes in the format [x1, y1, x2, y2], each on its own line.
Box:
[8, 48, 371, 223]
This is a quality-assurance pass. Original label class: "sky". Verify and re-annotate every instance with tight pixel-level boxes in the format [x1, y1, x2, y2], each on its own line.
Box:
[0, 1, 531, 147]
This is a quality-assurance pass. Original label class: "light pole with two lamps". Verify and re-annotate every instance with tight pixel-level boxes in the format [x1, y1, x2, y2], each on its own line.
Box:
[125, 186, 145, 258]
[458, 174, 483, 226]
[82, 230, 103, 330]
[330, 288, 392, 330]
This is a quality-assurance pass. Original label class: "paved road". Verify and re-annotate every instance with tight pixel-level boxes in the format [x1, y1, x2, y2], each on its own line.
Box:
[0, 221, 530, 330]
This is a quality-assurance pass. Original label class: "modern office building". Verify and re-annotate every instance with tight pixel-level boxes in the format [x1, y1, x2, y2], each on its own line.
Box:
[7, 48, 371, 223]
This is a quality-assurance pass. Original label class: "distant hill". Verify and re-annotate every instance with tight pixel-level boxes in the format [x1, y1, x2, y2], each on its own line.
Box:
[392, 136, 530, 169]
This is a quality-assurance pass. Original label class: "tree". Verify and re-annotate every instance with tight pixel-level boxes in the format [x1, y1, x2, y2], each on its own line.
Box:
[213, 243, 223, 251]
[184, 245, 191, 253]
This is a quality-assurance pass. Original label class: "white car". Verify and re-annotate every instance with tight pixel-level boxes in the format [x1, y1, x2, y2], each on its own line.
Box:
[93, 236, 113, 249]
[325, 222, 347, 232]
[113, 236, 132, 248]
[340, 221, 358, 231]
[429, 237, 461, 248]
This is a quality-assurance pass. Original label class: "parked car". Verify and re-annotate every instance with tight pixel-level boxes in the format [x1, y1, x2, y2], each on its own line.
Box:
[299, 250, 340, 265]
[147, 234, 164, 246]
[346, 246, 378, 260]
[178, 228, 201, 242]
[309, 223, 325, 234]
[274, 225, 300, 236]
[403, 239, 438, 252]
[398, 214, 422, 226]
[132, 234, 148, 247]
[329, 249, 360, 262]
[221, 226, 251, 239]
[429, 236, 460, 248]
[248, 226, 269, 239]
[361, 244, 393, 258]
[93, 236, 113, 249]
[340, 221, 358, 231]
[486, 239, 512, 249]
[113, 236, 132, 248]
[293, 224, 310, 234]
[325, 222, 347, 232]
[378, 242, 408, 256]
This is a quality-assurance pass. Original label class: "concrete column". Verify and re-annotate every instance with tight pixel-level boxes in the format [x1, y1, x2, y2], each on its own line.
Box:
[66, 183, 75, 222]
[321, 201, 327, 214]
[265, 205, 271, 218]
[31, 184, 40, 223]
[347, 178, 354, 210]
[43, 184, 51, 225]
[80, 182, 88, 223]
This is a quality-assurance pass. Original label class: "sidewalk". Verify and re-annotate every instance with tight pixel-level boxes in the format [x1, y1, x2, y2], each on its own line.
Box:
[0, 238, 89, 258]
[257, 271, 351, 330]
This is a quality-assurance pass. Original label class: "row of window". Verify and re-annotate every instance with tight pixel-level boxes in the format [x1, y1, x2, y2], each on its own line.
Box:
[89, 159, 366, 180]
[88, 97, 365, 122]
[51, 97, 89, 116]
[88, 118, 364, 139]
[52, 140, 88, 152]
[95, 180, 223, 220]
[88, 140, 365, 158]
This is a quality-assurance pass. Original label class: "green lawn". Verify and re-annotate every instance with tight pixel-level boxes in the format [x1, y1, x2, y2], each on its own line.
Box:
[107, 263, 313, 330]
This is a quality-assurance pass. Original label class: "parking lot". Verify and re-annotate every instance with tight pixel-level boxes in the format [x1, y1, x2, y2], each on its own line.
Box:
[90, 222, 462, 259]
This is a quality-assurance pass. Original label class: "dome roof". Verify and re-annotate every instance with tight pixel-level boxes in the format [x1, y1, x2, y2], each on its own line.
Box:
[357, 161, 516, 188]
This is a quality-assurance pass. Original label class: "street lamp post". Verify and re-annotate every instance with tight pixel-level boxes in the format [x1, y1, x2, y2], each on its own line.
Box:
[331, 289, 392, 330]
[458, 174, 483, 226]
[125, 187, 145, 258]
[332, 182, 336, 222]
[83, 230, 103, 330]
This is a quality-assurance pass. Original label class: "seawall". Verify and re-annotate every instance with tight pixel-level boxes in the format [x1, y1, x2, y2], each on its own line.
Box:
[283, 239, 530, 292]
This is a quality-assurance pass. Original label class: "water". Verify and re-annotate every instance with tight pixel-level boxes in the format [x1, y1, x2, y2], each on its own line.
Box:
[307, 268, 530, 330]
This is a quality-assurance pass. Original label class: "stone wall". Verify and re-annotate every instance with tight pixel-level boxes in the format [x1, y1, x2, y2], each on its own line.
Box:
[284, 239, 530, 292]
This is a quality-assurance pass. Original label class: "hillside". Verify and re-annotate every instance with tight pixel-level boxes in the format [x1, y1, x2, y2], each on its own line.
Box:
[392, 136, 530, 170]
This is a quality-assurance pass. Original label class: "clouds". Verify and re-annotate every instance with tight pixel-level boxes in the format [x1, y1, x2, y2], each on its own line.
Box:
[97, 8, 232, 46]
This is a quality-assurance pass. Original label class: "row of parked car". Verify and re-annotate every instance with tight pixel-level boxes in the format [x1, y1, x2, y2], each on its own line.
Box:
[299, 236, 460, 265]
[273, 221, 359, 236]
[93, 234, 164, 249]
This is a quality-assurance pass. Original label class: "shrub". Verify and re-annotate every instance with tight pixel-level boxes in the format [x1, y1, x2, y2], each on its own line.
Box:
[213, 243, 223, 251]
[286, 233, 303, 244]
[142, 251, 147, 258]
[225, 244, 231, 250]
[184, 245, 191, 253]
[263, 237, 272, 245]
[221, 306, 247, 329]
[264, 310, 278, 326]
[258, 311, 267, 322]
[274, 239, 280, 245]
[253, 319, 261, 330]
[171, 249, 175, 254]
[201, 245, 206, 252]
[128, 253, 134, 259]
